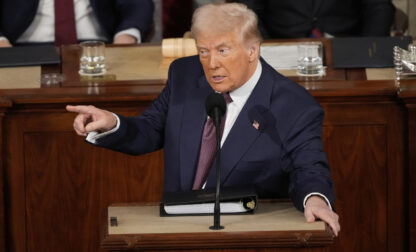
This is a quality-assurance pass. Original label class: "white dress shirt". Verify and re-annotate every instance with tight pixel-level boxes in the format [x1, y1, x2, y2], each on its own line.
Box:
[220, 60, 262, 147]
[0, 0, 141, 43]
[87, 59, 331, 209]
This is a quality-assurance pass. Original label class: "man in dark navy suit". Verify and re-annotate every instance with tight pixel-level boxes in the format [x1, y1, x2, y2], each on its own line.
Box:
[0, 0, 154, 47]
[67, 3, 340, 235]
[233, 0, 395, 38]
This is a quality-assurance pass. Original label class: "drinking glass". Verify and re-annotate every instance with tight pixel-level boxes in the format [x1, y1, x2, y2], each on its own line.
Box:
[297, 42, 323, 76]
[79, 41, 106, 75]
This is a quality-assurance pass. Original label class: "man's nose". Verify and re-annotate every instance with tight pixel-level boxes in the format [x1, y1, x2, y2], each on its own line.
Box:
[209, 54, 219, 69]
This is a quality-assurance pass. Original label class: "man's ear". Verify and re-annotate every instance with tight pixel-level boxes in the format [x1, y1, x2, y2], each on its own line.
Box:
[248, 43, 260, 62]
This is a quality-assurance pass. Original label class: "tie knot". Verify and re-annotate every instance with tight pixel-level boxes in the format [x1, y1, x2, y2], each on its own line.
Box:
[222, 92, 232, 104]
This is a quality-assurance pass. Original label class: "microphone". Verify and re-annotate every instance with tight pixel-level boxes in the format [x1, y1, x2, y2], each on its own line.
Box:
[206, 93, 226, 127]
[205, 93, 226, 230]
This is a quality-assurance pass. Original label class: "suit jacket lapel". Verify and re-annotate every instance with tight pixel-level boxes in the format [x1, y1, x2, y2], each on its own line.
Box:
[206, 59, 275, 187]
[179, 76, 214, 190]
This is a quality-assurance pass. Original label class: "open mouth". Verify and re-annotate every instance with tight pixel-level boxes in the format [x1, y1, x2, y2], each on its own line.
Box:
[211, 75, 226, 83]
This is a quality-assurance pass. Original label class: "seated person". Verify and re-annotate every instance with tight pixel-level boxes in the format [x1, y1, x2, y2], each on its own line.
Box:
[232, 0, 395, 38]
[66, 3, 340, 235]
[0, 0, 154, 47]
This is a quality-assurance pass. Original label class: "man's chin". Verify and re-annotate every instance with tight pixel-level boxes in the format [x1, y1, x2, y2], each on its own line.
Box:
[209, 85, 230, 93]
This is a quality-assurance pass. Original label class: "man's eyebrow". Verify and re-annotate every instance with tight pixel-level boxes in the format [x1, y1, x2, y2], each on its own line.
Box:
[196, 42, 232, 49]
[215, 42, 232, 48]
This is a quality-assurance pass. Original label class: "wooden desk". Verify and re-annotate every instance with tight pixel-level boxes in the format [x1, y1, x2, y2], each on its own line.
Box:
[397, 79, 416, 252]
[102, 202, 333, 251]
[0, 41, 411, 252]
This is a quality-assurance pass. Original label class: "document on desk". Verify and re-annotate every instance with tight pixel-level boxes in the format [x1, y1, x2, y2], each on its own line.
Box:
[163, 201, 251, 215]
[0, 45, 60, 67]
[332, 36, 413, 68]
[260, 45, 298, 70]
[160, 187, 258, 216]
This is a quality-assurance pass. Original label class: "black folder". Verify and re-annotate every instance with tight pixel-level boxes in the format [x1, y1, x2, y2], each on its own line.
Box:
[160, 187, 258, 216]
[0, 45, 60, 67]
[332, 36, 413, 68]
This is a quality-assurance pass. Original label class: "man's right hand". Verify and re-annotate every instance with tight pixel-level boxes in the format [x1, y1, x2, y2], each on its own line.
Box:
[66, 105, 117, 136]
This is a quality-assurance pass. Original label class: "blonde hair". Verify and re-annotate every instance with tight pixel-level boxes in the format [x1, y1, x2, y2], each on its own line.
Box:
[191, 3, 262, 47]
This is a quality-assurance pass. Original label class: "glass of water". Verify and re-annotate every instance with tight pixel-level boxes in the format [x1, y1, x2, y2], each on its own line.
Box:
[79, 41, 106, 75]
[297, 42, 323, 76]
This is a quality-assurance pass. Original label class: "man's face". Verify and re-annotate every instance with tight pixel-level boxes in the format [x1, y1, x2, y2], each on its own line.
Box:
[196, 31, 259, 93]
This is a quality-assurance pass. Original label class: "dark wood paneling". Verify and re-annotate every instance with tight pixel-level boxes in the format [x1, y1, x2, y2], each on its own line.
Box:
[5, 105, 163, 252]
[409, 106, 416, 252]
[396, 81, 416, 252]
[321, 101, 405, 252]
[0, 98, 11, 252]
[323, 125, 387, 252]
[24, 133, 163, 252]
[102, 230, 334, 250]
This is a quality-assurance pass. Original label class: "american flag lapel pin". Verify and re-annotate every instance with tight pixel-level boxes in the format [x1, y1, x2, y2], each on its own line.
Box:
[252, 120, 260, 130]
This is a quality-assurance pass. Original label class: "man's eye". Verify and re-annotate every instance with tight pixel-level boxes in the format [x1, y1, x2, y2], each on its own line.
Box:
[199, 50, 208, 57]
[219, 48, 229, 55]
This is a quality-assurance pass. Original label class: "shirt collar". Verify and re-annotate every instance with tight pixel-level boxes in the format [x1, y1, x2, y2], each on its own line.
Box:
[229, 59, 262, 108]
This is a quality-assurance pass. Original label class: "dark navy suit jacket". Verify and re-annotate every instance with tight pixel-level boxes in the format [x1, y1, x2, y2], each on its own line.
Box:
[0, 0, 154, 43]
[95, 56, 335, 211]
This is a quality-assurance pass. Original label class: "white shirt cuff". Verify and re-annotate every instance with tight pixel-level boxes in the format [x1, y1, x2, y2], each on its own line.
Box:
[0, 37, 8, 42]
[114, 28, 142, 44]
[86, 113, 120, 144]
[303, 192, 332, 211]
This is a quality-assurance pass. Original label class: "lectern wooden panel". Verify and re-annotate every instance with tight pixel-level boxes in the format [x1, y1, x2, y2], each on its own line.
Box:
[102, 202, 333, 251]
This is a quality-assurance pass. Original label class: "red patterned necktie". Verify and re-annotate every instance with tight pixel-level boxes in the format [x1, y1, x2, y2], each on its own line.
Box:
[192, 92, 232, 190]
[54, 0, 77, 45]
[310, 28, 322, 38]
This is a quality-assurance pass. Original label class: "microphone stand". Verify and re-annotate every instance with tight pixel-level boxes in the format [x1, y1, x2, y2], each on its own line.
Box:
[210, 107, 224, 230]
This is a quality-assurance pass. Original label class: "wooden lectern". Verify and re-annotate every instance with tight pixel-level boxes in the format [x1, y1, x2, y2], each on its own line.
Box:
[101, 202, 334, 251]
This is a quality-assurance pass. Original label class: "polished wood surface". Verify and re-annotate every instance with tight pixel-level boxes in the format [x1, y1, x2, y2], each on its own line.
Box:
[0, 41, 413, 252]
[102, 202, 333, 250]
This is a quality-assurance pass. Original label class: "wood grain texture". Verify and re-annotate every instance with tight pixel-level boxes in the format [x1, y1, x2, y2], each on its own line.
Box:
[0, 98, 11, 252]
[398, 81, 416, 252]
[101, 203, 333, 250]
[408, 105, 416, 252]
[321, 100, 405, 252]
[5, 104, 163, 252]
[323, 125, 387, 252]
[24, 133, 163, 251]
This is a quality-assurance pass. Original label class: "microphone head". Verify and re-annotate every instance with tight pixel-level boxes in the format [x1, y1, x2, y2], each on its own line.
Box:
[205, 93, 226, 119]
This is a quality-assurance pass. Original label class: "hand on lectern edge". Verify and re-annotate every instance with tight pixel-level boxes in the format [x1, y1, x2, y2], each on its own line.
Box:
[66, 105, 117, 136]
[304, 195, 340, 237]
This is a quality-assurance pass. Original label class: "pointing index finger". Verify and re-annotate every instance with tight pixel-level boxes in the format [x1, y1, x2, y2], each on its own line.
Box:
[66, 105, 95, 114]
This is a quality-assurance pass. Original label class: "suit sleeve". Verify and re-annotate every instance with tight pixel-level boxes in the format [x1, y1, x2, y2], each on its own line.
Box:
[114, 0, 154, 39]
[92, 61, 176, 155]
[360, 0, 395, 36]
[284, 106, 335, 211]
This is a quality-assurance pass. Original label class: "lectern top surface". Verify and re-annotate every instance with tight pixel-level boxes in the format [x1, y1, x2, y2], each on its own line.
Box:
[108, 202, 325, 235]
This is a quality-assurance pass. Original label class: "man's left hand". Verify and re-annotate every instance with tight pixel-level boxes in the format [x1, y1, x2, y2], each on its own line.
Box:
[304, 195, 340, 236]
[113, 34, 137, 44]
